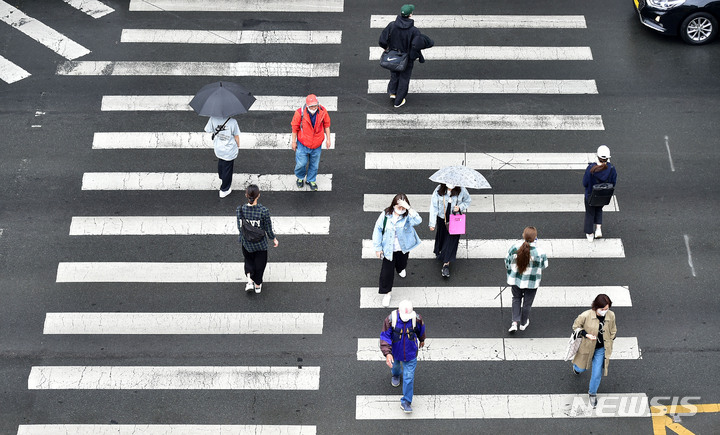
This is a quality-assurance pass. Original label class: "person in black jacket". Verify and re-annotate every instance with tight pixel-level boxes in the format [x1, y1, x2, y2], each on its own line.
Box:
[379, 4, 422, 108]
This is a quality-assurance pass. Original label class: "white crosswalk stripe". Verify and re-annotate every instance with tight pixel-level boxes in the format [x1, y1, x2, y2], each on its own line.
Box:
[369, 46, 593, 61]
[44, 312, 324, 334]
[56, 262, 327, 283]
[100, 95, 339, 111]
[370, 15, 587, 29]
[0, 1, 91, 60]
[63, 0, 114, 18]
[363, 194, 619, 213]
[129, 0, 344, 12]
[359, 286, 632, 308]
[367, 114, 604, 130]
[357, 337, 641, 361]
[367, 79, 598, 94]
[81, 173, 333, 191]
[121, 29, 342, 44]
[365, 152, 596, 170]
[92, 132, 335, 149]
[0, 54, 30, 83]
[69, 216, 331, 235]
[57, 61, 340, 77]
[18, 425, 317, 435]
[28, 366, 321, 390]
[362, 239, 625, 259]
[356, 394, 650, 419]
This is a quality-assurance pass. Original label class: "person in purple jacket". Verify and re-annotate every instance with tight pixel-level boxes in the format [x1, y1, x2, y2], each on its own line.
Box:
[380, 299, 426, 413]
[583, 145, 618, 242]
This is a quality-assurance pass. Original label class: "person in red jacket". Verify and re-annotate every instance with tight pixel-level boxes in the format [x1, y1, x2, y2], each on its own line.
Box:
[290, 94, 331, 191]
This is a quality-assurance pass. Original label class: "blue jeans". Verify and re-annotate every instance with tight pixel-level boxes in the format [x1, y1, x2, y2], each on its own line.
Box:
[573, 346, 605, 394]
[391, 358, 417, 404]
[294, 141, 322, 183]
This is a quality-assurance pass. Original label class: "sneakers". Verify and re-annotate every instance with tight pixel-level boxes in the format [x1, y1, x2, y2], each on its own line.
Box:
[382, 293, 391, 307]
[441, 264, 450, 278]
[586, 233, 594, 242]
[508, 322, 518, 333]
[394, 99, 406, 108]
[398, 269, 406, 278]
[391, 376, 400, 387]
[389, 94, 396, 99]
[254, 284, 262, 294]
[589, 394, 598, 408]
[519, 319, 530, 331]
[219, 188, 232, 198]
[245, 274, 254, 292]
[296, 178, 304, 188]
[594, 227, 603, 239]
[308, 181, 318, 191]
[400, 400, 413, 413]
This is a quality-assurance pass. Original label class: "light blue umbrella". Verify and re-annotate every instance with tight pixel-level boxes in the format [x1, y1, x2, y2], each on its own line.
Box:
[429, 165, 491, 189]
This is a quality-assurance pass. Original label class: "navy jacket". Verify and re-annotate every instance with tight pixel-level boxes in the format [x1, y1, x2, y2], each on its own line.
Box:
[583, 163, 617, 199]
[380, 313, 426, 362]
[379, 15, 421, 59]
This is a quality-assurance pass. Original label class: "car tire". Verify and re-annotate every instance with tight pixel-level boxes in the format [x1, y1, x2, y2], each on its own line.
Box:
[680, 12, 718, 45]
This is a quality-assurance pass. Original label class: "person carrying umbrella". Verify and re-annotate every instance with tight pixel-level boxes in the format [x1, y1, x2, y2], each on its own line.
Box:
[429, 183, 471, 278]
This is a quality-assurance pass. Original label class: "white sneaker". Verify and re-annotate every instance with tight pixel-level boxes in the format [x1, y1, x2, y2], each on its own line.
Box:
[245, 281, 254, 292]
[519, 319, 530, 331]
[393, 98, 406, 108]
[382, 293, 391, 307]
[508, 322, 518, 333]
[586, 233, 594, 242]
[398, 269, 406, 278]
[389, 94, 396, 99]
[219, 188, 232, 198]
[254, 284, 262, 294]
[594, 227, 603, 239]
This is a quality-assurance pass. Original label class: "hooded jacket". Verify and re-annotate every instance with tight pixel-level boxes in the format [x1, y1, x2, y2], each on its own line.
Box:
[379, 15, 421, 59]
[583, 162, 617, 199]
[380, 312, 426, 362]
[291, 105, 331, 149]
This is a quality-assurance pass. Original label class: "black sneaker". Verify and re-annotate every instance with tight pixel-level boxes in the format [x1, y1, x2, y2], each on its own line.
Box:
[572, 366, 580, 375]
[308, 181, 318, 191]
[441, 264, 450, 277]
[296, 178, 304, 188]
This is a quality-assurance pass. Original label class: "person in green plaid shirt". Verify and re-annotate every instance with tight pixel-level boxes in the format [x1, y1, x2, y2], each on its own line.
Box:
[505, 226, 548, 333]
[237, 184, 278, 294]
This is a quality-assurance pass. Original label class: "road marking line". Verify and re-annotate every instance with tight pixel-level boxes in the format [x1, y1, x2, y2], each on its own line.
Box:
[366, 114, 604, 130]
[81, 173, 333, 191]
[44, 312, 324, 334]
[28, 366, 321, 390]
[369, 46, 593, 61]
[56, 262, 327, 283]
[362, 238, 625, 258]
[357, 337, 640, 361]
[368, 79, 598, 94]
[363, 194, 619, 213]
[356, 394, 650, 419]
[18, 425, 317, 435]
[370, 15, 587, 29]
[101, 95, 338, 111]
[683, 235, 696, 277]
[63, 0, 114, 18]
[129, 0, 344, 12]
[92, 132, 336, 149]
[57, 61, 340, 77]
[69, 216, 330, 235]
[121, 29, 342, 44]
[365, 152, 596, 170]
[359, 286, 632, 308]
[0, 55, 30, 83]
[0, 1, 91, 60]
[664, 135, 675, 172]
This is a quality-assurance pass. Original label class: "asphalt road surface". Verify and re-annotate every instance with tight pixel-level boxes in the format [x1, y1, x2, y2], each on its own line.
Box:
[1, 0, 719, 434]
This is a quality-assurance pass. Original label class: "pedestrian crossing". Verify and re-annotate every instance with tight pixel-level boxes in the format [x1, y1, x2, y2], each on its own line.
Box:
[366, 114, 605, 130]
[121, 29, 343, 44]
[57, 61, 340, 77]
[369, 46, 593, 61]
[365, 152, 597, 170]
[80, 173, 333, 191]
[18, 425, 317, 435]
[128, 0, 344, 12]
[369, 15, 587, 29]
[100, 95, 339, 111]
[367, 79, 598, 94]
[63, 0, 114, 18]
[92, 132, 336, 149]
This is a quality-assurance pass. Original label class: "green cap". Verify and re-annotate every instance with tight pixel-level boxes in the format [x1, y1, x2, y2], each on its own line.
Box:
[400, 4, 415, 17]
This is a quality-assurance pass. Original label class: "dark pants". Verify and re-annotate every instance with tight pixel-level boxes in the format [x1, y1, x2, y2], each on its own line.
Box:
[511, 285, 538, 324]
[387, 61, 414, 104]
[242, 246, 268, 285]
[584, 198, 604, 234]
[378, 251, 409, 294]
[218, 158, 235, 192]
[433, 218, 461, 263]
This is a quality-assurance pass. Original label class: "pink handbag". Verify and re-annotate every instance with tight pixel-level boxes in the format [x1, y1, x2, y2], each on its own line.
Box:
[447, 212, 466, 235]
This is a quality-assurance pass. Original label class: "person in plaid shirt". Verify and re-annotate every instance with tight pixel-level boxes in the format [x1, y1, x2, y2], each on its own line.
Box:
[505, 226, 548, 333]
[237, 184, 278, 294]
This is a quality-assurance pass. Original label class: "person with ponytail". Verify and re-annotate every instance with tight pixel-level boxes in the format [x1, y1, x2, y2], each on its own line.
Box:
[504, 226, 548, 333]
[236, 184, 278, 294]
[583, 145, 617, 241]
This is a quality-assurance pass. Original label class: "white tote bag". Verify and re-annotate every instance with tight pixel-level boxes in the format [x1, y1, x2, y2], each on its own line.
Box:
[563, 328, 584, 361]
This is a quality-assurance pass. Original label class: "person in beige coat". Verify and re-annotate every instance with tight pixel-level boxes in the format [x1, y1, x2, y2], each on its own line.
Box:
[571, 294, 616, 408]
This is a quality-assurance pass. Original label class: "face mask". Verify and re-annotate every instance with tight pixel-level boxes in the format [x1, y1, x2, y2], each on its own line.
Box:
[597, 309, 608, 316]
[307, 107, 317, 114]
[394, 206, 404, 215]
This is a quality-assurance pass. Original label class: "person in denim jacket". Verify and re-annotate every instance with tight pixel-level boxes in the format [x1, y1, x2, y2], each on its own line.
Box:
[428, 184, 471, 278]
[372, 193, 422, 307]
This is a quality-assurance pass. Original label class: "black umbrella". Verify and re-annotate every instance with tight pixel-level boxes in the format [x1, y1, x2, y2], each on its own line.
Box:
[189, 81, 256, 118]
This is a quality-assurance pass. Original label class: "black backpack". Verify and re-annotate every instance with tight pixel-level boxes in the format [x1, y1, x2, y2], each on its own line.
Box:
[240, 206, 266, 243]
